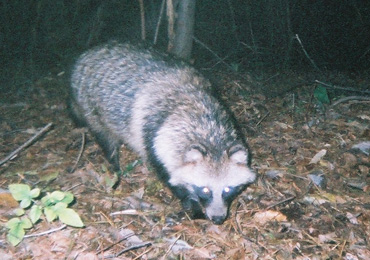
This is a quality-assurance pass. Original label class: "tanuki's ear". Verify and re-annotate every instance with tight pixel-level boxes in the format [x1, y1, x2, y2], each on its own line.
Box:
[229, 145, 248, 165]
[183, 144, 206, 164]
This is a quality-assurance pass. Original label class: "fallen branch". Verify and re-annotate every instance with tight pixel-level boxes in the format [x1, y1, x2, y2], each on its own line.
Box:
[0, 122, 53, 167]
[105, 242, 152, 258]
[70, 131, 86, 173]
[265, 196, 296, 210]
[256, 111, 270, 126]
[161, 235, 182, 260]
[132, 247, 153, 260]
[24, 224, 66, 238]
[315, 80, 370, 95]
[97, 233, 135, 255]
[0, 224, 67, 245]
[331, 96, 370, 107]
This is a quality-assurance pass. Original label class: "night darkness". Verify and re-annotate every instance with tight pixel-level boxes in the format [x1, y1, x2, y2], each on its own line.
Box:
[1, 0, 370, 78]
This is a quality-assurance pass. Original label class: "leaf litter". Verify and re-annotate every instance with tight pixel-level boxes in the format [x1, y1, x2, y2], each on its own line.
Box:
[0, 69, 369, 259]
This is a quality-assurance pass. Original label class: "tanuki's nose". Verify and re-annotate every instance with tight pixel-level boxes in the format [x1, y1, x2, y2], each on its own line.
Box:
[211, 216, 226, 225]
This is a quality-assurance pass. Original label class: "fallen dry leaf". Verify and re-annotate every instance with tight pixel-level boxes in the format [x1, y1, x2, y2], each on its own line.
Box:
[253, 210, 287, 225]
[309, 149, 327, 164]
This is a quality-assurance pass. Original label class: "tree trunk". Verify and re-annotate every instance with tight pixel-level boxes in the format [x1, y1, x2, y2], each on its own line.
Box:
[168, 0, 196, 60]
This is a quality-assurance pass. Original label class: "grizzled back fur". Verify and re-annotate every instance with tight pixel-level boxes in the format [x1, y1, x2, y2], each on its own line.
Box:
[70, 42, 256, 224]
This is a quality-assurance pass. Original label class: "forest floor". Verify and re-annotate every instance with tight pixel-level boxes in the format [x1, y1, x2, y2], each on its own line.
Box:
[0, 66, 369, 259]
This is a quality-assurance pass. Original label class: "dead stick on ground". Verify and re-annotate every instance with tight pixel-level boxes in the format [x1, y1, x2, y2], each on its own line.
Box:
[265, 196, 296, 210]
[256, 111, 270, 126]
[97, 233, 135, 255]
[161, 235, 182, 260]
[70, 131, 86, 173]
[315, 80, 370, 95]
[331, 96, 370, 107]
[133, 247, 153, 260]
[0, 122, 53, 167]
[105, 242, 152, 258]
[24, 224, 67, 238]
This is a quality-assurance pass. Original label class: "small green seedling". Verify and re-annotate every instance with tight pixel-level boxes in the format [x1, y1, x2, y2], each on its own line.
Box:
[6, 184, 84, 246]
[122, 160, 141, 177]
[314, 85, 330, 105]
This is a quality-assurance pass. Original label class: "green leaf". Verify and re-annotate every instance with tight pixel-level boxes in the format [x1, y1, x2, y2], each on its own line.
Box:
[122, 160, 141, 177]
[9, 184, 31, 201]
[60, 192, 74, 205]
[30, 205, 42, 224]
[20, 217, 32, 229]
[7, 228, 25, 246]
[314, 85, 330, 104]
[41, 194, 50, 206]
[6, 217, 32, 231]
[44, 202, 68, 223]
[57, 208, 84, 227]
[44, 207, 57, 222]
[49, 191, 66, 201]
[6, 217, 22, 229]
[101, 164, 108, 173]
[230, 63, 239, 72]
[29, 188, 41, 199]
[20, 198, 32, 208]
[6, 218, 32, 246]
[42, 191, 65, 206]
[105, 174, 119, 189]
[14, 208, 25, 216]
[53, 202, 68, 211]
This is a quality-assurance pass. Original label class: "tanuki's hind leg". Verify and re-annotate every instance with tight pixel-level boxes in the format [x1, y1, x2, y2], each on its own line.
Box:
[93, 130, 121, 171]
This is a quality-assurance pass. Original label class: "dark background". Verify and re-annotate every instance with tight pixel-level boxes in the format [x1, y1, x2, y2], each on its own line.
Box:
[1, 0, 370, 84]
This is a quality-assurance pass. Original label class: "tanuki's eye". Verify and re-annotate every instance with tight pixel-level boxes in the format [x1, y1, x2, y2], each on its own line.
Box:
[202, 187, 210, 194]
[194, 186, 212, 200]
[223, 187, 230, 193]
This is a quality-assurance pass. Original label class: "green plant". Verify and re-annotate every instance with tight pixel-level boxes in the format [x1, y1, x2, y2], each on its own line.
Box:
[6, 184, 84, 246]
[314, 85, 330, 105]
[121, 159, 142, 177]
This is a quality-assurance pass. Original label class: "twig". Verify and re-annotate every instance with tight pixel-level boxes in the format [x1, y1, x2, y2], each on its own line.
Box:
[64, 183, 83, 192]
[285, 172, 309, 180]
[339, 240, 347, 257]
[331, 96, 370, 107]
[263, 73, 280, 83]
[105, 242, 152, 258]
[70, 131, 86, 173]
[295, 34, 320, 71]
[315, 80, 370, 95]
[161, 235, 181, 260]
[24, 224, 67, 238]
[233, 202, 268, 251]
[0, 123, 53, 167]
[132, 247, 153, 260]
[265, 196, 296, 210]
[256, 111, 270, 126]
[153, 0, 166, 45]
[193, 37, 234, 71]
[97, 233, 134, 254]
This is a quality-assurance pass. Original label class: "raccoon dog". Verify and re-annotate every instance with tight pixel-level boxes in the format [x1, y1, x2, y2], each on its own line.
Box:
[70, 42, 256, 224]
